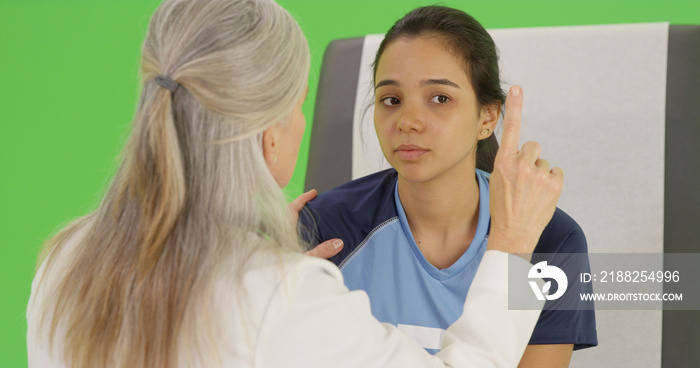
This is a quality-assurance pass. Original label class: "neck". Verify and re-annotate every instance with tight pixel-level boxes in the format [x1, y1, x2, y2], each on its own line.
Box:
[397, 166, 481, 269]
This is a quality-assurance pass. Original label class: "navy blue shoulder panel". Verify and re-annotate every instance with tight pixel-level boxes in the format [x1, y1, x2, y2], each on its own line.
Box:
[299, 169, 399, 266]
[532, 208, 598, 349]
[535, 207, 588, 254]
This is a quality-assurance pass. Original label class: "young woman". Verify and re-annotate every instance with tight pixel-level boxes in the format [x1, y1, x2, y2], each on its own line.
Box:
[27, 0, 562, 367]
[301, 6, 597, 367]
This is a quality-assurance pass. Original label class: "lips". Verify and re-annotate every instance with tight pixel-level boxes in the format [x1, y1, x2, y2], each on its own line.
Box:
[395, 144, 429, 160]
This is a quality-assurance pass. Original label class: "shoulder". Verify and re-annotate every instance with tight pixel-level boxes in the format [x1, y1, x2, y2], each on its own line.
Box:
[29, 217, 94, 308]
[476, 170, 586, 254]
[530, 211, 597, 348]
[238, 250, 344, 291]
[299, 170, 399, 264]
[26, 217, 96, 367]
[305, 169, 397, 212]
[535, 208, 588, 254]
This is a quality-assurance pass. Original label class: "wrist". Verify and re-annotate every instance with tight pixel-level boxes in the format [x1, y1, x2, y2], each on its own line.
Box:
[486, 230, 540, 255]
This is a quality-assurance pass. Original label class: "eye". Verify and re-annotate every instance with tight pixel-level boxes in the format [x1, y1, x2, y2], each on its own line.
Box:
[430, 95, 450, 104]
[380, 97, 401, 106]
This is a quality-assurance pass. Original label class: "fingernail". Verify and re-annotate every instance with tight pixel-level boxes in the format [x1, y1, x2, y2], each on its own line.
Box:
[332, 239, 343, 249]
[511, 86, 521, 96]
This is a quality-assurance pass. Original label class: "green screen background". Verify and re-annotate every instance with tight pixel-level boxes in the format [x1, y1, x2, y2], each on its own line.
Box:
[2, 1, 698, 365]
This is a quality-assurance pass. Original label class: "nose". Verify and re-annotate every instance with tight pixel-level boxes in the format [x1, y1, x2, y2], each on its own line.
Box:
[396, 103, 425, 133]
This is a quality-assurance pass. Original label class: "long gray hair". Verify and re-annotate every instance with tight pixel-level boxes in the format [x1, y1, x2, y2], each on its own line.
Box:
[36, 0, 309, 366]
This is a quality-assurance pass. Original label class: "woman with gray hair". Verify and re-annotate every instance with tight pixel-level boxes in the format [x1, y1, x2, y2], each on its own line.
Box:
[26, 0, 562, 367]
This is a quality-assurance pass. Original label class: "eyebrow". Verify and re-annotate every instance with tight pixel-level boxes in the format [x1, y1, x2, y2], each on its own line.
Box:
[375, 79, 399, 89]
[375, 78, 461, 89]
[421, 79, 461, 88]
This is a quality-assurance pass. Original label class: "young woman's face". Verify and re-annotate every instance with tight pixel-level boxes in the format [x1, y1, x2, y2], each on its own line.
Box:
[373, 35, 497, 184]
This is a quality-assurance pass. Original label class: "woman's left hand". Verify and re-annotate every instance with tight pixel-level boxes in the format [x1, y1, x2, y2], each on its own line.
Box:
[290, 189, 344, 259]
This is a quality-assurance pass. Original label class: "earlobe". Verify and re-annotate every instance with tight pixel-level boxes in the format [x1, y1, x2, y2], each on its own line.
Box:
[478, 105, 500, 140]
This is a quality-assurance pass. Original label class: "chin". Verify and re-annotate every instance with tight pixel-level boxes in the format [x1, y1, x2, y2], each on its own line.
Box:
[394, 164, 435, 184]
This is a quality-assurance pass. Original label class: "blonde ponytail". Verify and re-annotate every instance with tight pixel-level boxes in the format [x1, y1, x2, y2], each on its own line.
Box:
[125, 83, 185, 275]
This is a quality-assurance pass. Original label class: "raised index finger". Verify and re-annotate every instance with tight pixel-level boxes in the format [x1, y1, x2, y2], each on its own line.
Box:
[499, 86, 523, 156]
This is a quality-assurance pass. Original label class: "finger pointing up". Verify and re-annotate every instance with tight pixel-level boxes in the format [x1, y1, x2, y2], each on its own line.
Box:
[499, 86, 523, 157]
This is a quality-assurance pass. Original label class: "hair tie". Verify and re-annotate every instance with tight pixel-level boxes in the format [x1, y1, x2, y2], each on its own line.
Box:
[155, 75, 179, 93]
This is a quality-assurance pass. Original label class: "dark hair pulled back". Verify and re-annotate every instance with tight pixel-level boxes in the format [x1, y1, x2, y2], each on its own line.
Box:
[373, 5, 504, 173]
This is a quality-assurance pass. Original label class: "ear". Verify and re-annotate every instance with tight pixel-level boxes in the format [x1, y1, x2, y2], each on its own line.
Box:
[477, 103, 501, 140]
[262, 126, 281, 168]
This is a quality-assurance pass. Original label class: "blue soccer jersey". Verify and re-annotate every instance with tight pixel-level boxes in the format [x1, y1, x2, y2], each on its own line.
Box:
[299, 169, 597, 352]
